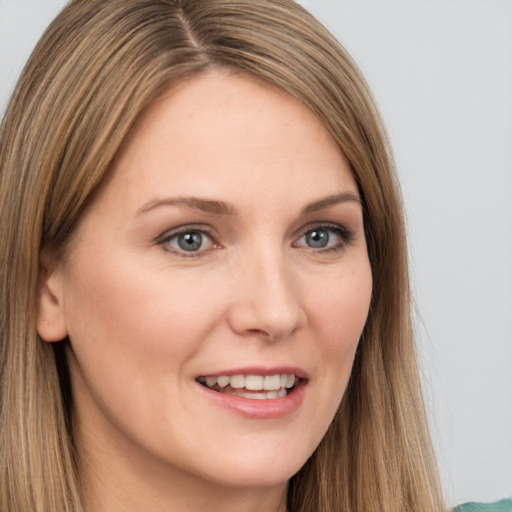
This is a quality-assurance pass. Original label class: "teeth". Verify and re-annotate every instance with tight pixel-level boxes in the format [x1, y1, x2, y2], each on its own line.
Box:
[198, 373, 298, 394]
[263, 374, 281, 390]
[229, 388, 288, 400]
[245, 375, 263, 390]
[230, 375, 245, 389]
[217, 376, 230, 388]
[234, 391, 268, 400]
[205, 376, 217, 388]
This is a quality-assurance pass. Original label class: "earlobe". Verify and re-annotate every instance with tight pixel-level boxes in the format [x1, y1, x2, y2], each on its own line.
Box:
[36, 266, 68, 342]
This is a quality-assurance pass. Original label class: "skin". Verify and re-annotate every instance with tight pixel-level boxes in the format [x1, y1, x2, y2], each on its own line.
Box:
[37, 71, 373, 512]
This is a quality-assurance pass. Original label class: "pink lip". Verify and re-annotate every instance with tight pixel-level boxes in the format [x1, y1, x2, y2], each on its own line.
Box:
[198, 366, 309, 379]
[196, 366, 308, 420]
[197, 380, 306, 419]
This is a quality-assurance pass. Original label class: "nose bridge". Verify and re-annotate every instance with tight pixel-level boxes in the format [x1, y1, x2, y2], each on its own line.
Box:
[229, 243, 305, 340]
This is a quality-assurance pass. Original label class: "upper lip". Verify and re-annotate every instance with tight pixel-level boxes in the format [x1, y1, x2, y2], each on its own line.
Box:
[196, 366, 309, 379]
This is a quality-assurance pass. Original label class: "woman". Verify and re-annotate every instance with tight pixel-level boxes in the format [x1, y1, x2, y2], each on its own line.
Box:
[0, 1, 508, 511]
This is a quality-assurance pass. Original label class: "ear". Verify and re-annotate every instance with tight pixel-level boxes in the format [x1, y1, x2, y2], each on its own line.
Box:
[36, 262, 68, 343]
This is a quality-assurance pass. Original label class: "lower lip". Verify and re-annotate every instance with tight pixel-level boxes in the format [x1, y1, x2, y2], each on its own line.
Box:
[197, 380, 307, 420]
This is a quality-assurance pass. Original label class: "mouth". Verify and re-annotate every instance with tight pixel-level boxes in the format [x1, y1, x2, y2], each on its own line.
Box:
[196, 373, 299, 400]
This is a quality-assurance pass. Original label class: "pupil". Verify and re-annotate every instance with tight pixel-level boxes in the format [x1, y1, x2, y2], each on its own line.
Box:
[178, 232, 202, 251]
[307, 230, 328, 248]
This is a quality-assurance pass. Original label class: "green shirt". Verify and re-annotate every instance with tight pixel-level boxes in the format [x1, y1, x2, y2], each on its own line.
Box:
[455, 499, 512, 512]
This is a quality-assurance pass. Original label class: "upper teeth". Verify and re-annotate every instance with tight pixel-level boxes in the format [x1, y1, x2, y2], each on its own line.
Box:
[199, 373, 297, 391]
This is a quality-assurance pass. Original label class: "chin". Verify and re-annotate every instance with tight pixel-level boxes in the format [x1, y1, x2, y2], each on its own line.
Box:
[187, 438, 315, 491]
[201, 464, 298, 491]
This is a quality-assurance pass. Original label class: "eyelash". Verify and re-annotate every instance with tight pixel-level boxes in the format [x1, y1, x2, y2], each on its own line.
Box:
[294, 223, 354, 253]
[158, 223, 353, 257]
[158, 224, 217, 257]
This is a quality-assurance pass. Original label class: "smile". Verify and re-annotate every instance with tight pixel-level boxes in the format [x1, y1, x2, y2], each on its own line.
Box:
[196, 373, 298, 400]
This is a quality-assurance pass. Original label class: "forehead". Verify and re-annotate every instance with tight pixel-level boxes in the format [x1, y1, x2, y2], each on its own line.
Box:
[92, 70, 358, 220]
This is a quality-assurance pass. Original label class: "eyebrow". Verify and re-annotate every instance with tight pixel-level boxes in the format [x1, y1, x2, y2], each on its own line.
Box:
[135, 191, 361, 218]
[300, 192, 362, 215]
[135, 197, 235, 217]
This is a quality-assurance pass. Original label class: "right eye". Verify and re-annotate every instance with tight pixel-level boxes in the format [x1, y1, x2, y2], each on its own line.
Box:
[160, 227, 216, 255]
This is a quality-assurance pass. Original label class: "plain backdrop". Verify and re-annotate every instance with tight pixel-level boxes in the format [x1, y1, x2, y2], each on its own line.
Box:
[1, 0, 511, 507]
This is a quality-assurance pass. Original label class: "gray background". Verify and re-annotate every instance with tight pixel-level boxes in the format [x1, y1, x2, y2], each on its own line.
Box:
[1, 0, 511, 506]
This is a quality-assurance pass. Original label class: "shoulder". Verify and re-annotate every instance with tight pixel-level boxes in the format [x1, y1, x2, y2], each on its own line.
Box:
[454, 499, 512, 512]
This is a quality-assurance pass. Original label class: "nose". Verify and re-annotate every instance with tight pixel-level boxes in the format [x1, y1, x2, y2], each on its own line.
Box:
[227, 251, 307, 342]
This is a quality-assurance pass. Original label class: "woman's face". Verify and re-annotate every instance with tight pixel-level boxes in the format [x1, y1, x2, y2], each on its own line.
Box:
[39, 72, 372, 497]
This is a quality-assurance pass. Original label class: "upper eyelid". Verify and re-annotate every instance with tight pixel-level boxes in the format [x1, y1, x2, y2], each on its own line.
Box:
[157, 223, 215, 241]
[293, 221, 351, 239]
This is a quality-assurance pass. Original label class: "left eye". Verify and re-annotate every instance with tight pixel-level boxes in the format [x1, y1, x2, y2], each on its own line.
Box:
[296, 225, 349, 251]
[163, 230, 214, 253]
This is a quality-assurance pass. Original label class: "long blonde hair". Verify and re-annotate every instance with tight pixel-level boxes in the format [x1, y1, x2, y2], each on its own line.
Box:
[0, 1, 446, 510]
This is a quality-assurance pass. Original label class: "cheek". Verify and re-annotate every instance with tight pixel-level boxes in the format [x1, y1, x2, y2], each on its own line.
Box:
[306, 259, 372, 390]
[310, 262, 372, 344]
[61, 253, 228, 385]
[61, 254, 231, 445]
